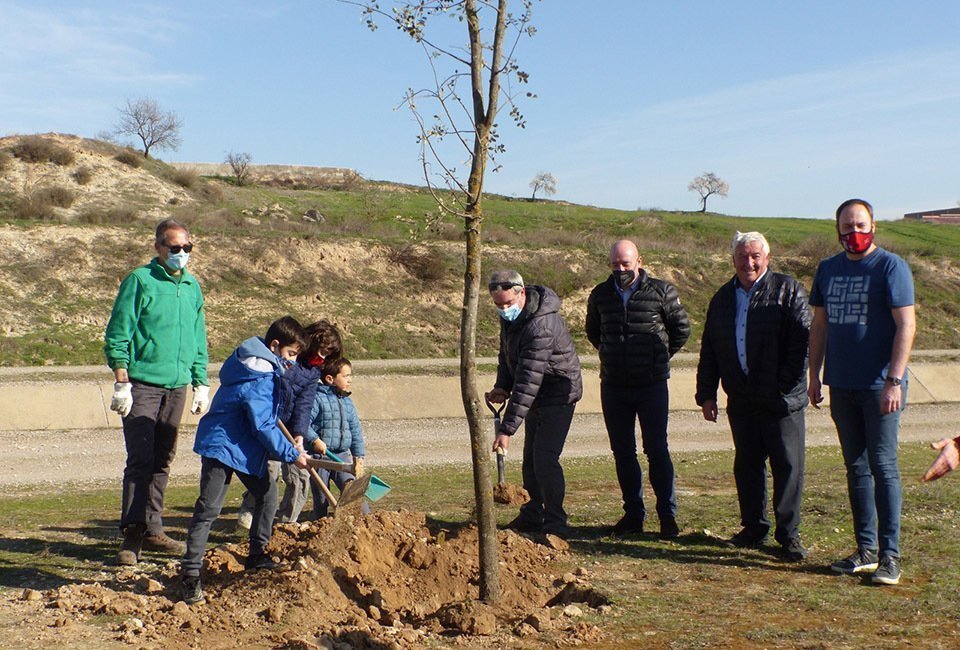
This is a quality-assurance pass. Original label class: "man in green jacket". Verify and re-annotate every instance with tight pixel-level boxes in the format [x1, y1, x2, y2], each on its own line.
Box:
[104, 219, 209, 566]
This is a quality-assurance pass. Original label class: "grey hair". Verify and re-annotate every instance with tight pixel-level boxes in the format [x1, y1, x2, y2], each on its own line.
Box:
[731, 231, 770, 256]
[488, 269, 524, 292]
[155, 218, 189, 244]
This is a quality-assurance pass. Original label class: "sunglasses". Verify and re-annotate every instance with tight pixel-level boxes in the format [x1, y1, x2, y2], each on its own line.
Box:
[163, 242, 193, 254]
[488, 282, 520, 292]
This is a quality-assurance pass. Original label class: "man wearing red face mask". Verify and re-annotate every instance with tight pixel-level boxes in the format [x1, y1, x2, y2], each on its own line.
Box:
[808, 199, 916, 586]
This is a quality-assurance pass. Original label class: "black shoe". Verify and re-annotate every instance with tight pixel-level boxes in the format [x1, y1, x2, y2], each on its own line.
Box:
[830, 547, 879, 574]
[659, 516, 680, 540]
[726, 527, 767, 548]
[781, 537, 808, 562]
[180, 575, 205, 605]
[244, 553, 280, 571]
[871, 555, 901, 585]
[505, 516, 542, 533]
[117, 523, 145, 566]
[609, 515, 645, 537]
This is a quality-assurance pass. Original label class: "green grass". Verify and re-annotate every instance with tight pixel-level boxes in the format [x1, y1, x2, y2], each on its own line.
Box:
[2, 442, 958, 647]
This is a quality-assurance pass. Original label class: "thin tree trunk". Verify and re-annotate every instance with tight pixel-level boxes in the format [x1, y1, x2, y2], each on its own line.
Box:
[458, 0, 508, 603]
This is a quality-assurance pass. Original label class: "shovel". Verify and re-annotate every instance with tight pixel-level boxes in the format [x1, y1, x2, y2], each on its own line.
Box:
[277, 420, 370, 515]
[324, 449, 392, 502]
[486, 397, 507, 487]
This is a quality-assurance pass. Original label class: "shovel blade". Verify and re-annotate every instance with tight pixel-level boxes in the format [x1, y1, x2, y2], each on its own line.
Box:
[336, 474, 372, 514]
[365, 474, 392, 502]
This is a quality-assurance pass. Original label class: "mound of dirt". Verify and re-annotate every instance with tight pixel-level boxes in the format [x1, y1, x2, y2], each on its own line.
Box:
[38, 509, 610, 648]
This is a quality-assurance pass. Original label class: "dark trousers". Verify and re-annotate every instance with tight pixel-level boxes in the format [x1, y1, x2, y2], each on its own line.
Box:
[181, 457, 278, 577]
[120, 381, 187, 534]
[727, 406, 805, 544]
[600, 379, 675, 521]
[517, 402, 575, 534]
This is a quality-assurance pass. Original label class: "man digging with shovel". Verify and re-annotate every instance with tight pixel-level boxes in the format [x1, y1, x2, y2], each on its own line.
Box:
[485, 270, 582, 541]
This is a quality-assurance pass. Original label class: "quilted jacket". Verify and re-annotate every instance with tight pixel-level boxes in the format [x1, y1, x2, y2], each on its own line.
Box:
[494, 285, 582, 436]
[279, 362, 322, 437]
[305, 384, 365, 457]
[586, 270, 690, 386]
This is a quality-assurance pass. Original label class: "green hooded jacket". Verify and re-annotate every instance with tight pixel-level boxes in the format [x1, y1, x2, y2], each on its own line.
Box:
[104, 257, 209, 388]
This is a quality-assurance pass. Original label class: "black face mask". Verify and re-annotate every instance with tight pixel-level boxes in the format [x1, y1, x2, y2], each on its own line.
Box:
[613, 270, 635, 290]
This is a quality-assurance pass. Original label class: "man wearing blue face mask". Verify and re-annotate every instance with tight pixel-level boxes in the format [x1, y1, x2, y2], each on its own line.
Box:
[586, 240, 690, 539]
[104, 219, 210, 566]
[486, 270, 582, 540]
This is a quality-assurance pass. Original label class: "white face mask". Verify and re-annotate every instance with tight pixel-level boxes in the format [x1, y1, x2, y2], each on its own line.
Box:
[165, 251, 190, 270]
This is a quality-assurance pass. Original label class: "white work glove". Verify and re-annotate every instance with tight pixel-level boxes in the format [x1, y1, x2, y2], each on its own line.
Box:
[110, 382, 133, 418]
[191, 385, 210, 415]
[354, 457, 365, 478]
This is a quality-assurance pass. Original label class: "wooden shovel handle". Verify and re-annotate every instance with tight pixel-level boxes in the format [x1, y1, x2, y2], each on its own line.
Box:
[277, 420, 338, 508]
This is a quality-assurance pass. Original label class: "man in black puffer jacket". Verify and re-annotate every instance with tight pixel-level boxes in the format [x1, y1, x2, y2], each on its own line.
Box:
[586, 240, 690, 539]
[486, 270, 582, 539]
[696, 231, 811, 561]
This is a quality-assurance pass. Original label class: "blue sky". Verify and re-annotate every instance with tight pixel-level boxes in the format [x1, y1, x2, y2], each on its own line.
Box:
[2, 1, 958, 220]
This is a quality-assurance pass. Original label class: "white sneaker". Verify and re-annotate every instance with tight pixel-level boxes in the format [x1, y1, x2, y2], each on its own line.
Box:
[236, 511, 253, 530]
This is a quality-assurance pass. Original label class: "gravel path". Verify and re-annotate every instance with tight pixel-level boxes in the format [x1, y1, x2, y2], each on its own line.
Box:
[3, 403, 957, 489]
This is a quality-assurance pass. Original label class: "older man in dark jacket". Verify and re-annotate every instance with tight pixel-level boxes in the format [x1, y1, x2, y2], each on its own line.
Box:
[586, 240, 690, 539]
[696, 231, 811, 561]
[486, 270, 582, 539]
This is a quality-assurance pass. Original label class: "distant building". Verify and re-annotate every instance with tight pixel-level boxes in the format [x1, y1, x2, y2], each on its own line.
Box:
[903, 208, 960, 224]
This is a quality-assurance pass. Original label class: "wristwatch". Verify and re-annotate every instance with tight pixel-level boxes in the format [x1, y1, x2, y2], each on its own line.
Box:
[885, 375, 902, 386]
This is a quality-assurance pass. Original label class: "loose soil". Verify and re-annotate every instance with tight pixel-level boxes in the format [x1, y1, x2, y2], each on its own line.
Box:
[5, 511, 607, 649]
[493, 482, 530, 505]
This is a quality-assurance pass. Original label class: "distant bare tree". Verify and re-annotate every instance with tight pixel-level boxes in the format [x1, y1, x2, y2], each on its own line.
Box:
[688, 172, 729, 213]
[529, 172, 557, 201]
[115, 97, 182, 158]
[225, 151, 253, 186]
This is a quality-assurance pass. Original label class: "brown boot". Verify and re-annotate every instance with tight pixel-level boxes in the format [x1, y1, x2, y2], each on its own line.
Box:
[117, 523, 145, 566]
[142, 530, 186, 554]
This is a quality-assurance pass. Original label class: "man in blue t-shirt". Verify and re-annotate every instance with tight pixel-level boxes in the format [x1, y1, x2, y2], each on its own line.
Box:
[808, 198, 916, 586]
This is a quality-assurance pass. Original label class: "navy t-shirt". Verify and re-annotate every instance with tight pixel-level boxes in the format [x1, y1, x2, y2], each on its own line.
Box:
[809, 247, 914, 390]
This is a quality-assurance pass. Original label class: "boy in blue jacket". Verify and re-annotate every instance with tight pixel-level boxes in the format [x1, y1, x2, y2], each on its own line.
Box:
[305, 357, 368, 519]
[180, 317, 309, 605]
[239, 319, 343, 526]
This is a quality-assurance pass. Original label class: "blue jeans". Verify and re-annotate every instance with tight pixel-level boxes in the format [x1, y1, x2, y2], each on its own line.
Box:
[600, 379, 676, 521]
[829, 385, 906, 558]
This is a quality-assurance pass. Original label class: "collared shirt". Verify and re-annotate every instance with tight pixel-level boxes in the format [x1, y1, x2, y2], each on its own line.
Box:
[614, 273, 641, 307]
[733, 270, 767, 374]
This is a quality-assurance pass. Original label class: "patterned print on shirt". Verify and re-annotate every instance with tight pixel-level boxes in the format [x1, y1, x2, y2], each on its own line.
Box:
[825, 275, 870, 325]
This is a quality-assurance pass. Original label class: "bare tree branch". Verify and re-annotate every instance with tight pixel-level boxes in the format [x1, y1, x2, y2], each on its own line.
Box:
[114, 97, 182, 159]
[688, 172, 729, 213]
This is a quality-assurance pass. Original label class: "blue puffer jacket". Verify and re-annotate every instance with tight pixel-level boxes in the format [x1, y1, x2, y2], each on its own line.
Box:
[193, 336, 300, 477]
[279, 362, 322, 437]
[305, 384, 365, 458]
